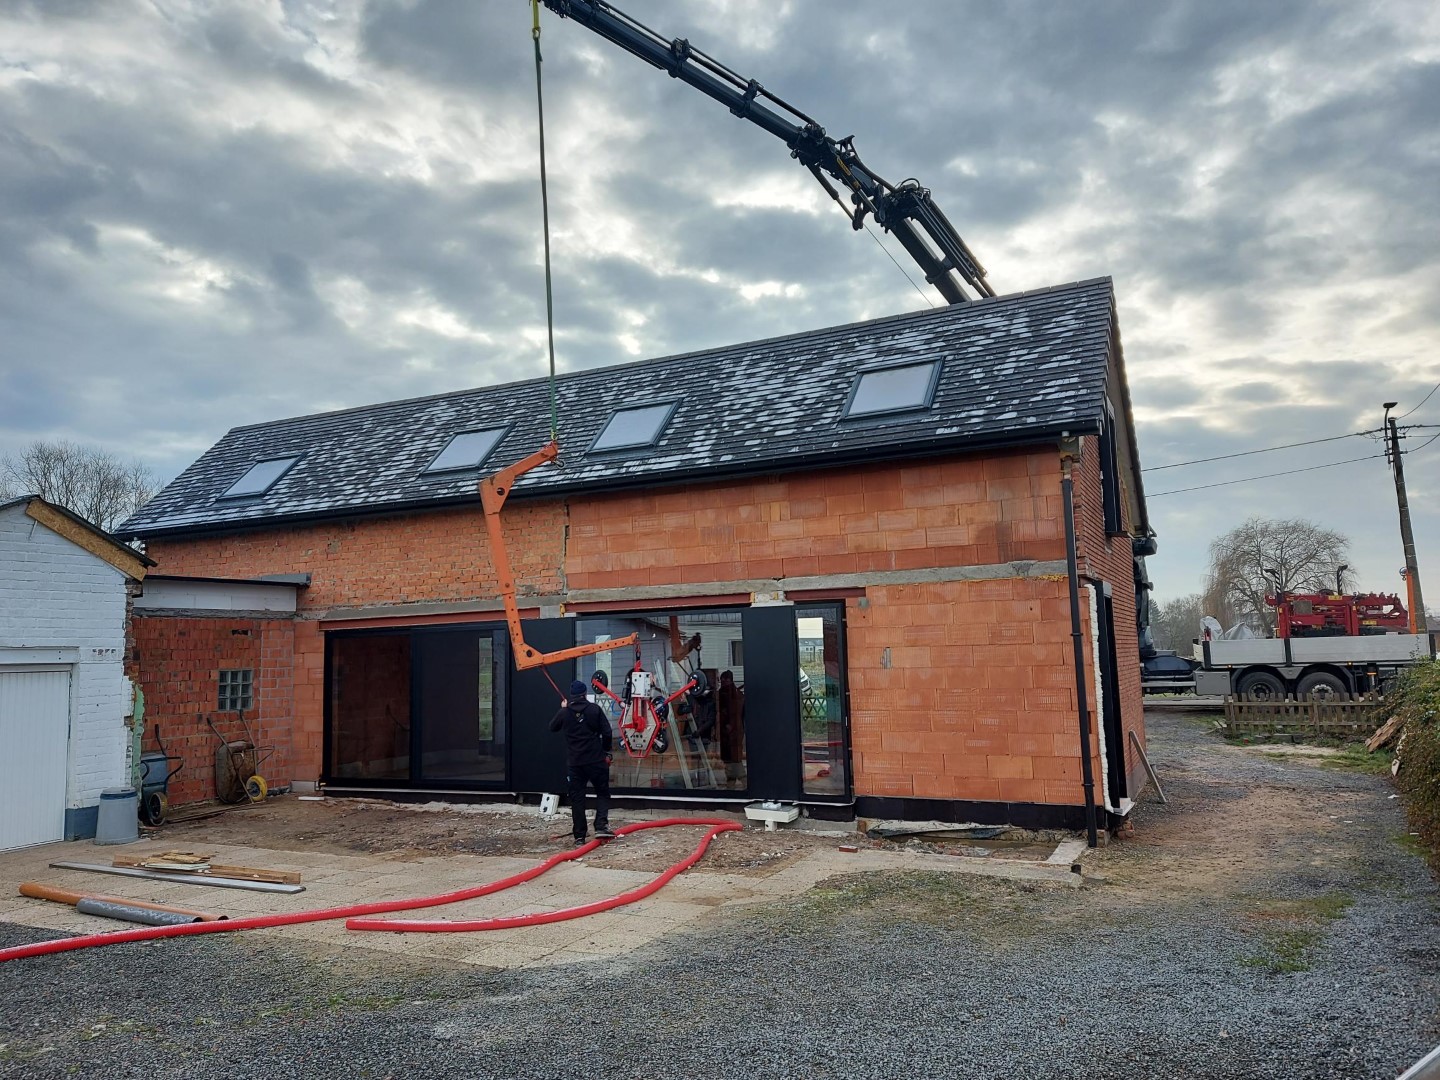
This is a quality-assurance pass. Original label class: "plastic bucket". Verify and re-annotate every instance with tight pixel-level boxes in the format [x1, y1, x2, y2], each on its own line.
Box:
[94, 788, 139, 845]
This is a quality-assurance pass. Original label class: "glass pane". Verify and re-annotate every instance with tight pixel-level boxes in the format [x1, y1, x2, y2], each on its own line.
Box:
[573, 610, 746, 792]
[425, 429, 504, 474]
[591, 404, 674, 451]
[329, 635, 411, 780]
[800, 606, 847, 796]
[223, 457, 298, 497]
[846, 362, 938, 417]
[417, 631, 507, 784]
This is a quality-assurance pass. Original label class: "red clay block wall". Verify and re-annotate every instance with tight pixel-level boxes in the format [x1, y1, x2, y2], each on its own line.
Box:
[131, 615, 295, 806]
[566, 449, 1065, 589]
[145, 501, 566, 612]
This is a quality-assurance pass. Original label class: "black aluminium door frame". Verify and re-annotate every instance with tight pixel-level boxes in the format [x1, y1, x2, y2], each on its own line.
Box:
[1091, 580, 1128, 804]
[323, 619, 518, 791]
[796, 599, 854, 803]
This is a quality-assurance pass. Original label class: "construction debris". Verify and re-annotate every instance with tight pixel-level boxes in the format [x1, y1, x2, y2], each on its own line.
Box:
[1367, 715, 1405, 752]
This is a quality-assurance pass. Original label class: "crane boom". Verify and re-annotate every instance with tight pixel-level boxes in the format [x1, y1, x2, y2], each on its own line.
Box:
[539, 0, 995, 304]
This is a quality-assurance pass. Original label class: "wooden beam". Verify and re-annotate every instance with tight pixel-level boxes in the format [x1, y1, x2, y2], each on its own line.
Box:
[24, 499, 148, 581]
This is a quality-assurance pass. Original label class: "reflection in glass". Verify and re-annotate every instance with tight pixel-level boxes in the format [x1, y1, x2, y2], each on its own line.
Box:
[330, 634, 411, 779]
[800, 606, 847, 796]
[574, 610, 746, 792]
[417, 631, 507, 783]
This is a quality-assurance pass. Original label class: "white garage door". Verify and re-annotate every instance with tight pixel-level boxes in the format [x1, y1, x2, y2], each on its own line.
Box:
[0, 668, 71, 850]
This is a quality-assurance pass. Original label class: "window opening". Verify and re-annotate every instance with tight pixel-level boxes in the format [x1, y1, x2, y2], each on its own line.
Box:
[221, 457, 299, 499]
[1099, 401, 1122, 534]
[798, 605, 848, 797]
[589, 402, 679, 452]
[842, 359, 941, 419]
[423, 428, 507, 475]
[217, 669, 253, 712]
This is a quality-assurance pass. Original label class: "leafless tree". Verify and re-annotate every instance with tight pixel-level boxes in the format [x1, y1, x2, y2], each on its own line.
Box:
[0, 440, 156, 532]
[1203, 517, 1352, 634]
[1150, 593, 1205, 652]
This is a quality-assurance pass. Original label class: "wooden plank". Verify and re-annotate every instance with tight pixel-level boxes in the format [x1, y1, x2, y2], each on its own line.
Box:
[112, 854, 301, 885]
[23, 499, 149, 581]
[51, 862, 304, 894]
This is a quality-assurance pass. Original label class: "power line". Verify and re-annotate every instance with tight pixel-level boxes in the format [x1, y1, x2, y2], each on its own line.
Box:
[1142, 429, 1378, 472]
[1406, 429, 1440, 455]
[1398, 382, 1440, 419]
[1147, 453, 1386, 497]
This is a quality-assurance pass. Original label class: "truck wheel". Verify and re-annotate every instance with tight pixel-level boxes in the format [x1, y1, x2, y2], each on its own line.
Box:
[1236, 671, 1285, 701]
[1296, 671, 1347, 701]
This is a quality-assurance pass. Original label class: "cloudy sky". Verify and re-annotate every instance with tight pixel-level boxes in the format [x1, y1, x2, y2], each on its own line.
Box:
[2, 0, 1437, 608]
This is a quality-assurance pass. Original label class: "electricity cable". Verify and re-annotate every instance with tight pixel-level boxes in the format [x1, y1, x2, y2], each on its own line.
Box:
[1146, 453, 1386, 497]
[1398, 382, 1440, 419]
[531, 0, 560, 442]
[1142, 429, 1378, 472]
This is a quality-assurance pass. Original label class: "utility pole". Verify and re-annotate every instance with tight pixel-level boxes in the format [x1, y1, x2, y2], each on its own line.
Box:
[1383, 402, 1429, 635]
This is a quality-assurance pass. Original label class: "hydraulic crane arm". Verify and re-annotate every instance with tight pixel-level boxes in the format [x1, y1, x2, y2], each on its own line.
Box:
[539, 0, 994, 304]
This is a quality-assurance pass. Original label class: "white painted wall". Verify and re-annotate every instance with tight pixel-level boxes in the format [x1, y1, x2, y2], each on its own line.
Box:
[0, 502, 132, 827]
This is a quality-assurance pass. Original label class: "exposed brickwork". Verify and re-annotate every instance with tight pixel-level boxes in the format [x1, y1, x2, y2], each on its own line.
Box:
[130, 615, 295, 806]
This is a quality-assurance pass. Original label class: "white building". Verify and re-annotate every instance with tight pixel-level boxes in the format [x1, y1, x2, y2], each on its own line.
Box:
[0, 496, 152, 848]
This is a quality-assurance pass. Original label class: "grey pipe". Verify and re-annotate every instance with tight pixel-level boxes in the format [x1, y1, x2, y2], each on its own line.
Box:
[75, 898, 202, 926]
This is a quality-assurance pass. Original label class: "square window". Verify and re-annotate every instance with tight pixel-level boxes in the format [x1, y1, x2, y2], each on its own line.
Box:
[842, 360, 941, 419]
[589, 402, 679, 453]
[218, 669, 253, 712]
[221, 457, 299, 499]
[729, 639, 744, 667]
[423, 427, 507, 475]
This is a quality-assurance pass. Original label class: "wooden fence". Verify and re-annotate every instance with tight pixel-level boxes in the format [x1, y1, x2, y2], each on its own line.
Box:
[1223, 692, 1389, 739]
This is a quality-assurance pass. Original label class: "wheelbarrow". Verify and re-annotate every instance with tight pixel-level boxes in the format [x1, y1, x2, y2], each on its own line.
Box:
[204, 711, 275, 805]
[138, 723, 184, 826]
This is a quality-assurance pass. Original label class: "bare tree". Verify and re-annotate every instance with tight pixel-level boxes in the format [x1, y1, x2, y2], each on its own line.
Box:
[0, 440, 157, 532]
[1203, 517, 1352, 634]
[1150, 593, 1205, 652]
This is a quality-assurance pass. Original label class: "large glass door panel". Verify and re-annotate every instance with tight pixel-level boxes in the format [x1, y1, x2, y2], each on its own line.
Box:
[330, 634, 411, 780]
[417, 630, 509, 785]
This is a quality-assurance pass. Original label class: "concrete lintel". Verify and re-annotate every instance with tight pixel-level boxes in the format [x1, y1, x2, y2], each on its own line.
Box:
[320, 595, 566, 623]
[566, 559, 1069, 605]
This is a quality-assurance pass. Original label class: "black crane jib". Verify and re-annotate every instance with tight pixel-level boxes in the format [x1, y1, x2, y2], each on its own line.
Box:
[538, 0, 995, 304]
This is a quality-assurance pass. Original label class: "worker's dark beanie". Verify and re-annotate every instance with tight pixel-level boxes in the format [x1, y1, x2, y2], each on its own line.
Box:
[569, 680, 588, 699]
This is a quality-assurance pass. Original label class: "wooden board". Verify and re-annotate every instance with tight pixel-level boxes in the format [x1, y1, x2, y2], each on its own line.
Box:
[112, 855, 301, 885]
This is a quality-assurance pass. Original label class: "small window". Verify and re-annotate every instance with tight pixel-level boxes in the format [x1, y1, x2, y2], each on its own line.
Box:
[218, 669, 253, 712]
[221, 457, 299, 499]
[423, 427, 507, 475]
[590, 402, 679, 453]
[842, 360, 941, 419]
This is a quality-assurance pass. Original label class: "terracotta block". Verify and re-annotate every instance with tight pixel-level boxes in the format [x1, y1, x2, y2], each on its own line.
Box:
[1015, 711, 1071, 734]
[902, 485, 950, 509]
[862, 489, 907, 513]
[962, 733, 1003, 755]
[1032, 756, 1081, 781]
[996, 778, 1049, 804]
[910, 773, 952, 799]
[858, 774, 915, 798]
[940, 753, 990, 778]
[983, 453, 1032, 480]
[1006, 733, 1051, 756]
[949, 777, 1001, 801]
[987, 755, 1033, 779]
[988, 622, 1034, 646]
[1043, 780, 1083, 804]
[881, 731, 928, 754]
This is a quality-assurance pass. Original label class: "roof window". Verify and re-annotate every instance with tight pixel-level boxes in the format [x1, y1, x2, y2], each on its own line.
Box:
[423, 427, 507, 475]
[220, 456, 300, 499]
[842, 359, 942, 420]
[589, 402, 679, 453]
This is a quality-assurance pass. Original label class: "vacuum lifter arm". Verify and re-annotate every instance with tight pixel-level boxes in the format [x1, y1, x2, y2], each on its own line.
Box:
[480, 441, 638, 670]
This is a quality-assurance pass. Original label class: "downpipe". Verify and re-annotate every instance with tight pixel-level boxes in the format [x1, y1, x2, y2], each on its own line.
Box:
[1062, 455, 1100, 847]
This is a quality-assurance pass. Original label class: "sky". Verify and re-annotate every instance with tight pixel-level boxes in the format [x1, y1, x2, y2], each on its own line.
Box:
[2, 0, 1438, 610]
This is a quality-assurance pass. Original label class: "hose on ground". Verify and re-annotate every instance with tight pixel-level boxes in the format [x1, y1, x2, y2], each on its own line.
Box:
[0, 818, 741, 965]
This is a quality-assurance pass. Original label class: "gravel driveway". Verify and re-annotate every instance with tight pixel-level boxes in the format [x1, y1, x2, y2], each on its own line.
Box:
[2, 710, 1437, 1080]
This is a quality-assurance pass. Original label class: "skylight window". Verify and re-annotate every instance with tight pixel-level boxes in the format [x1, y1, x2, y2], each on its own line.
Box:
[423, 427, 507, 475]
[221, 456, 300, 499]
[842, 360, 942, 419]
[589, 402, 679, 453]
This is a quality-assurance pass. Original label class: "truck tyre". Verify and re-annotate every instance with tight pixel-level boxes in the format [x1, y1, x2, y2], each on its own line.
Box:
[1296, 671, 1348, 701]
[1236, 670, 1285, 701]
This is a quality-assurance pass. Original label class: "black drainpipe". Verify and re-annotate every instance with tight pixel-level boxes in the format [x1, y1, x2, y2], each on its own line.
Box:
[1061, 451, 1100, 848]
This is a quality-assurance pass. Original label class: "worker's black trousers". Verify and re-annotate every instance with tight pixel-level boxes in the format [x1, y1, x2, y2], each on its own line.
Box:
[568, 762, 611, 841]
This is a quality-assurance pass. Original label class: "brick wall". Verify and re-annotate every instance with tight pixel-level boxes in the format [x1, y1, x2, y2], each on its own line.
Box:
[142, 443, 1135, 813]
[130, 615, 295, 806]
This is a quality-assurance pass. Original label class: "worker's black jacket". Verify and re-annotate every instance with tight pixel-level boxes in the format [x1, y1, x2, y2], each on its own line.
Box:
[549, 699, 613, 767]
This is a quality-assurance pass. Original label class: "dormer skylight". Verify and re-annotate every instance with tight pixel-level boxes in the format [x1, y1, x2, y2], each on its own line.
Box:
[589, 402, 679, 453]
[220, 456, 300, 499]
[422, 427, 507, 475]
[842, 359, 942, 420]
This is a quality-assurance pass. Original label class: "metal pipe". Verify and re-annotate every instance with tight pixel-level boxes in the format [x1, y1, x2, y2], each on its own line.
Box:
[1061, 457, 1100, 847]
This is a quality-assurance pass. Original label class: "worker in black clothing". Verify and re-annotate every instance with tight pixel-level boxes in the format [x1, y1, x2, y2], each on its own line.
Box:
[550, 679, 615, 844]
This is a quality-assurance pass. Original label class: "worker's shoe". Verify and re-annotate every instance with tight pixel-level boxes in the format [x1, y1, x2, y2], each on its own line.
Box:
[595, 826, 616, 839]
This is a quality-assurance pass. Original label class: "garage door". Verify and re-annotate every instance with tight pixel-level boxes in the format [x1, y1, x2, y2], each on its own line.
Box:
[0, 668, 71, 850]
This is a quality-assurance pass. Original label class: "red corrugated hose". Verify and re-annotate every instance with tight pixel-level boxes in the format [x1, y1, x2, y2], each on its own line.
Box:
[0, 818, 741, 965]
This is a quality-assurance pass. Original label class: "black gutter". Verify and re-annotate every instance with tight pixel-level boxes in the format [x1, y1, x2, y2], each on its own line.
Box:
[1061, 452, 1099, 847]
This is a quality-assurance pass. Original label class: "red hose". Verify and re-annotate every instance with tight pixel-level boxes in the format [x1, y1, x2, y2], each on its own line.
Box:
[0, 818, 739, 965]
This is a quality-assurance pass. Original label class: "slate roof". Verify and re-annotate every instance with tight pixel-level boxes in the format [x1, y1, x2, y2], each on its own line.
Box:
[121, 278, 1121, 538]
